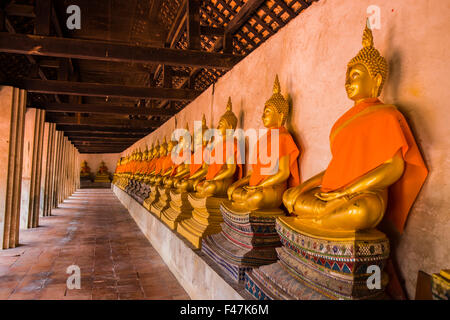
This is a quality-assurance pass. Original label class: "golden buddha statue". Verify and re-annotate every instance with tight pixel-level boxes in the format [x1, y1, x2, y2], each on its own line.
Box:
[282, 24, 427, 235]
[243, 23, 428, 300]
[94, 161, 111, 183]
[177, 99, 242, 249]
[151, 137, 172, 186]
[144, 141, 160, 184]
[226, 75, 300, 212]
[80, 160, 91, 178]
[195, 98, 242, 197]
[201, 76, 301, 283]
[174, 116, 209, 192]
[164, 123, 191, 189]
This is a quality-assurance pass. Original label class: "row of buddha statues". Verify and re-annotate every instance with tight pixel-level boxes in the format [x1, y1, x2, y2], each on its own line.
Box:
[81, 160, 111, 183]
[112, 24, 428, 300]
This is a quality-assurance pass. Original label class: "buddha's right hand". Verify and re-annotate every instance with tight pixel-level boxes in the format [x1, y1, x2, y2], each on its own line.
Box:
[282, 185, 304, 213]
[227, 181, 241, 200]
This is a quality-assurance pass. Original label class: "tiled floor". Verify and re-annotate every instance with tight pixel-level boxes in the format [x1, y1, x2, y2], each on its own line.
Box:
[0, 188, 190, 300]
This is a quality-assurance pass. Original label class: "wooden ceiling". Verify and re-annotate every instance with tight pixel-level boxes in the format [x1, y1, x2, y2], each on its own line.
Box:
[0, 0, 317, 153]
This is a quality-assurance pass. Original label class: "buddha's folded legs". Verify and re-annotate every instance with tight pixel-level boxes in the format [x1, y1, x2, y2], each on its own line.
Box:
[231, 183, 287, 211]
[293, 187, 388, 231]
[196, 178, 233, 197]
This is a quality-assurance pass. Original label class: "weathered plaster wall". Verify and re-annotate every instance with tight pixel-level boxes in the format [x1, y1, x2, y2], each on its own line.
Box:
[79, 153, 120, 176]
[121, 0, 450, 297]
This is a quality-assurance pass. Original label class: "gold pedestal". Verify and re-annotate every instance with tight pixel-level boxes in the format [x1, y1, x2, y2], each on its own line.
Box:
[150, 186, 171, 218]
[202, 200, 285, 283]
[94, 173, 111, 183]
[245, 218, 390, 300]
[143, 184, 161, 212]
[160, 189, 194, 230]
[176, 193, 225, 249]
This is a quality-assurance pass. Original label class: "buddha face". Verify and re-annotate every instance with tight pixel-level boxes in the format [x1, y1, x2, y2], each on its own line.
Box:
[159, 144, 167, 157]
[167, 141, 177, 153]
[262, 104, 283, 128]
[217, 119, 231, 137]
[345, 63, 382, 102]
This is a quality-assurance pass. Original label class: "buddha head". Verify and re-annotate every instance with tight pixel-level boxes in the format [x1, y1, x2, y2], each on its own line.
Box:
[153, 140, 160, 158]
[142, 145, 148, 161]
[194, 115, 209, 147]
[159, 137, 168, 157]
[179, 122, 192, 151]
[217, 97, 238, 137]
[167, 136, 177, 153]
[346, 23, 388, 102]
[148, 143, 154, 160]
[263, 75, 289, 128]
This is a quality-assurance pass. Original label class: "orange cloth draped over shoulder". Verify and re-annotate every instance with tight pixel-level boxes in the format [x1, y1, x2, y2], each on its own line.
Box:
[321, 98, 428, 233]
[160, 155, 174, 174]
[153, 157, 164, 175]
[170, 148, 189, 176]
[189, 146, 206, 176]
[249, 126, 300, 187]
[205, 138, 243, 180]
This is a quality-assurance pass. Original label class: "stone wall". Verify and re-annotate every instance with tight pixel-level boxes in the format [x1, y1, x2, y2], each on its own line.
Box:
[120, 0, 450, 298]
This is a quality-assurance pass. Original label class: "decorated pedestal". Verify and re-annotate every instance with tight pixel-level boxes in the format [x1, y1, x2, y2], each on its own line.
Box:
[134, 181, 151, 205]
[150, 186, 171, 218]
[143, 184, 161, 213]
[431, 269, 450, 300]
[176, 193, 225, 249]
[94, 173, 111, 183]
[160, 189, 194, 230]
[245, 217, 389, 300]
[202, 200, 284, 283]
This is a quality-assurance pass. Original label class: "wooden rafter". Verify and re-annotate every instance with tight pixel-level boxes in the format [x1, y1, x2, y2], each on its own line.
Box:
[0, 33, 242, 69]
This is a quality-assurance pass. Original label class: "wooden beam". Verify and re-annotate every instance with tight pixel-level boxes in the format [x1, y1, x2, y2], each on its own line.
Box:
[66, 132, 147, 138]
[18, 79, 201, 101]
[47, 115, 161, 128]
[5, 4, 35, 18]
[70, 137, 140, 142]
[42, 103, 177, 116]
[201, 25, 225, 36]
[187, 0, 201, 50]
[56, 125, 152, 133]
[226, 0, 266, 35]
[0, 33, 242, 69]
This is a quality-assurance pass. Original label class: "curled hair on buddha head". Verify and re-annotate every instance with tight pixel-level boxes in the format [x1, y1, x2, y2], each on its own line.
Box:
[348, 21, 389, 96]
[265, 74, 289, 125]
[219, 97, 238, 130]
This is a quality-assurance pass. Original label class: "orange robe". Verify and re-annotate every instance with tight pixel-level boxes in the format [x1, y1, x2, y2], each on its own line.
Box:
[321, 98, 428, 233]
[205, 138, 243, 181]
[190, 146, 207, 177]
[249, 126, 300, 187]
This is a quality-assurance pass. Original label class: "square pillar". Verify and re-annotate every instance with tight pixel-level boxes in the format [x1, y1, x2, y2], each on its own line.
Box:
[20, 108, 45, 229]
[0, 86, 26, 249]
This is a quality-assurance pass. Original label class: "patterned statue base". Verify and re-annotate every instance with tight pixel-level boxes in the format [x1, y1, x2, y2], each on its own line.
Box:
[202, 201, 284, 283]
[176, 193, 225, 249]
[134, 181, 151, 205]
[160, 190, 194, 230]
[150, 186, 171, 218]
[431, 270, 450, 300]
[94, 173, 110, 183]
[143, 184, 161, 213]
[125, 178, 137, 194]
[244, 217, 390, 300]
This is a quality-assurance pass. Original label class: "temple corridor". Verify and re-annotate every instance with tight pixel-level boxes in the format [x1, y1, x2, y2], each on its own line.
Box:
[0, 189, 189, 300]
